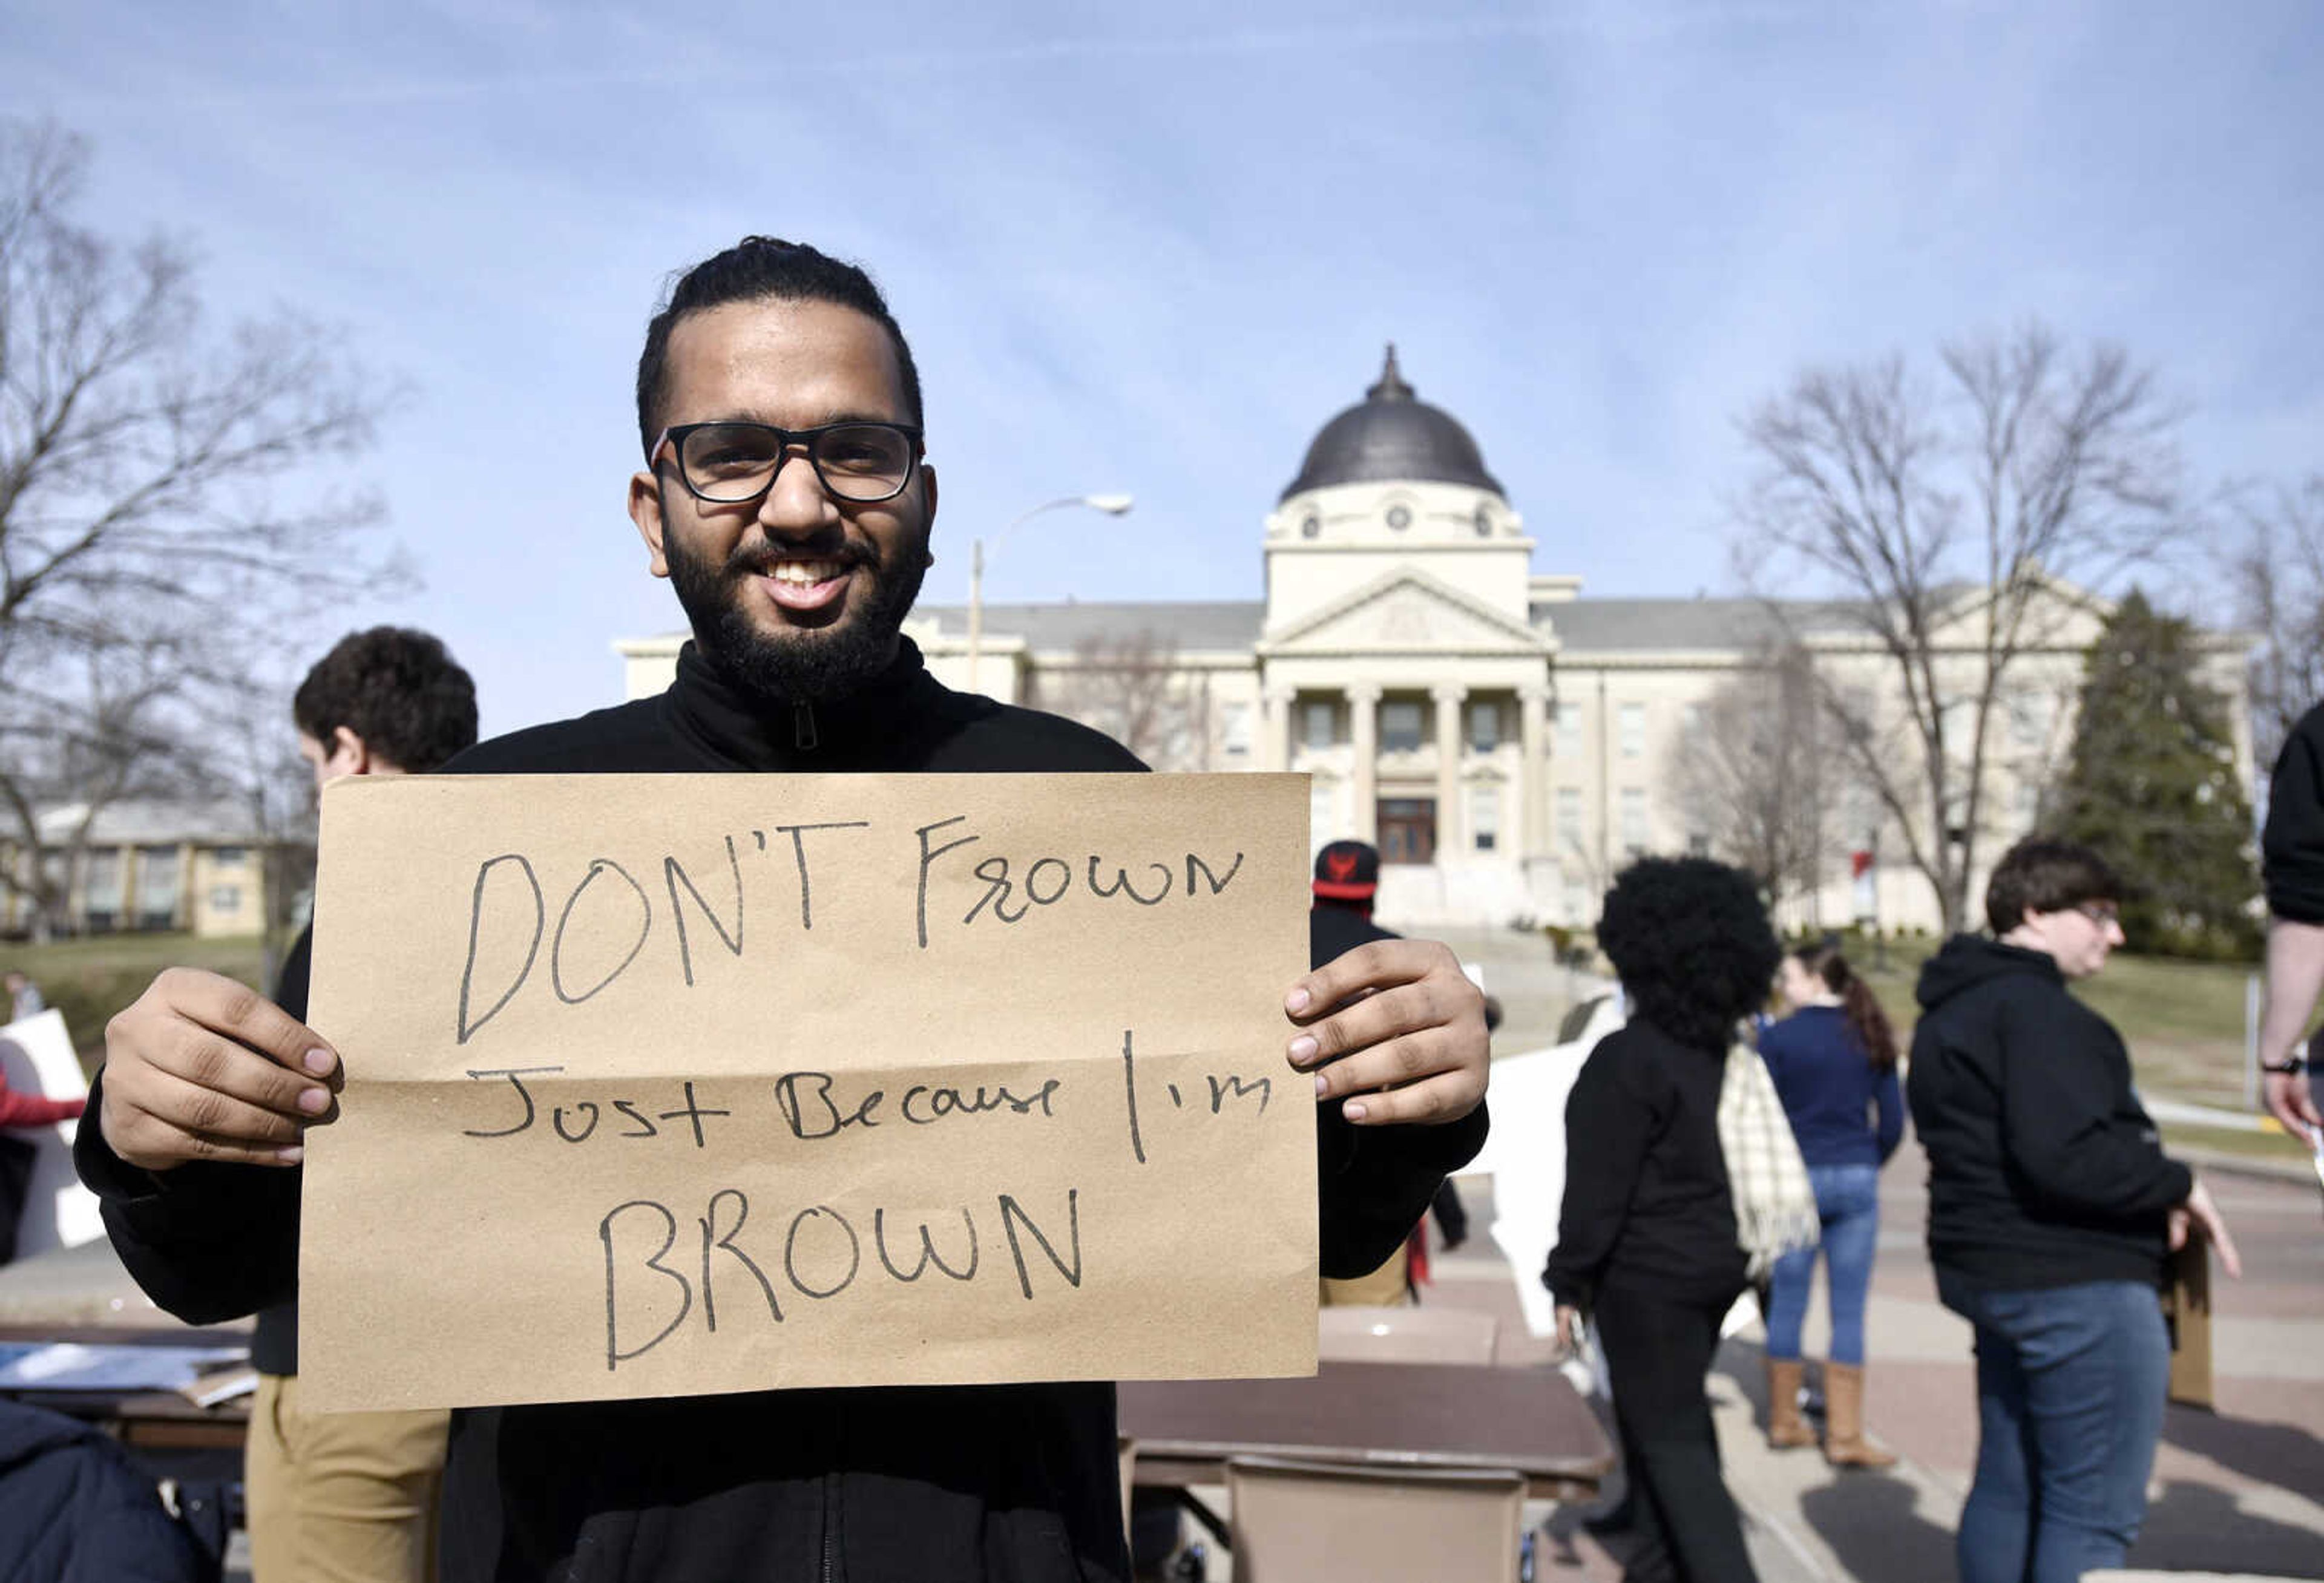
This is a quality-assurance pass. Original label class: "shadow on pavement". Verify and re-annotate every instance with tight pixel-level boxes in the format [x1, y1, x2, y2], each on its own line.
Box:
[2162, 1401, 2324, 1509]
[2124, 1479, 2324, 1579]
[1796, 1473, 1957, 1583]
[1713, 1336, 1776, 1434]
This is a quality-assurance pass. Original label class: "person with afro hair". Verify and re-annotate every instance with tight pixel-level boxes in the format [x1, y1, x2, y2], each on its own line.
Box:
[1545, 856, 1780, 1583]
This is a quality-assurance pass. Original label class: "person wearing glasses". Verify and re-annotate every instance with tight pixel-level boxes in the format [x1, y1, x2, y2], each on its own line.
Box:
[1909, 837, 2241, 1583]
[78, 237, 1491, 1583]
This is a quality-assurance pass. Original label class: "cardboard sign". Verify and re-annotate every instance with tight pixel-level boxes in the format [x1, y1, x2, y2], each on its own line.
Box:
[2164, 1235, 2214, 1410]
[301, 773, 1316, 1412]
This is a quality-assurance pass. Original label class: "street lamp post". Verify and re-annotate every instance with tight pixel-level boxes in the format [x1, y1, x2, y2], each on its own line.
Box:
[968, 493, 1134, 695]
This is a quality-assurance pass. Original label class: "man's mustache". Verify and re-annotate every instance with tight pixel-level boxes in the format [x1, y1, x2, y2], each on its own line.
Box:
[723, 538, 880, 578]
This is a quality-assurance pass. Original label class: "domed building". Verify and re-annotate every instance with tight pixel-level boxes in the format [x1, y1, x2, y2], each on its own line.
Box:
[619, 349, 2240, 931]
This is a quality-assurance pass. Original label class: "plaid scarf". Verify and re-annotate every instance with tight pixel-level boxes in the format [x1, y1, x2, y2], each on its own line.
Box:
[1717, 1042, 1820, 1280]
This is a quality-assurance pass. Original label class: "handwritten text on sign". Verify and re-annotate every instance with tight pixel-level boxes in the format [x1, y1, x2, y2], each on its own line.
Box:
[300, 773, 1316, 1412]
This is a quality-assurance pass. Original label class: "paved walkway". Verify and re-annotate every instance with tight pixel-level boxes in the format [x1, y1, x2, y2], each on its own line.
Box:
[1420, 923, 2324, 1581]
[1429, 1143, 2324, 1582]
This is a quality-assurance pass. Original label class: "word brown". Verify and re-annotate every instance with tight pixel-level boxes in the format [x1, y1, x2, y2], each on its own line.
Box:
[600, 1186, 1085, 1369]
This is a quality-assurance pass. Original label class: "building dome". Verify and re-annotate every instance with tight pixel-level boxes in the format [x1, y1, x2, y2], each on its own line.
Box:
[1279, 346, 1505, 502]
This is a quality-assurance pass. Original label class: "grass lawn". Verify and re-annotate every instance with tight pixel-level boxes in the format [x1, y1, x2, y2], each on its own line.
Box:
[1854, 938, 2259, 1111]
[5, 932, 274, 1069]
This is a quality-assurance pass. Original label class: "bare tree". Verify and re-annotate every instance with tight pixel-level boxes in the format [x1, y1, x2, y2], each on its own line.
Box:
[1035, 630, 1195, 767]
[1734, 324, 2187, 931]
[2230, 474, 2324, 774]
[1663, 645, 1839, 905]
[0, 120, 404, 936]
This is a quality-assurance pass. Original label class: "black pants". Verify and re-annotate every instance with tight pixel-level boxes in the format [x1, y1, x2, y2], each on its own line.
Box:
[1595, 1282, 1758, 1583]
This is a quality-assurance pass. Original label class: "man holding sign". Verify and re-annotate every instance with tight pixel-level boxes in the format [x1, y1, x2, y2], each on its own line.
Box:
[79, 238, 1489, 1582]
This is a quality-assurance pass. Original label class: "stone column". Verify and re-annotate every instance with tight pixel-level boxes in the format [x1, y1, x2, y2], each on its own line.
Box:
[1519, 683, 1551, 860]
[1433, 683, 1465, 859]
[1262, 686, 1294, 773]
[1348, 683, 1381, 844]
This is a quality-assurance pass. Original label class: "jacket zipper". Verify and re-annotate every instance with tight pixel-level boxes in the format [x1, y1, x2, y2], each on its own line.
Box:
[795, 700, 819, 751]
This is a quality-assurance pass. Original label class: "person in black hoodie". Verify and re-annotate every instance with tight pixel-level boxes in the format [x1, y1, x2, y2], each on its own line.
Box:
[1910, 837, 2240, 1583]
[233, 628, 479, 1583]
[2259, 700, 2324, 1145]
[1543, 857, 1777, 1583]
[76, 238, 1491, 1583]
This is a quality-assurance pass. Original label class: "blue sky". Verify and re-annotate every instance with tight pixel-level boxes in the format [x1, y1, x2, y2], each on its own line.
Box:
[11, 1, 2320, 737]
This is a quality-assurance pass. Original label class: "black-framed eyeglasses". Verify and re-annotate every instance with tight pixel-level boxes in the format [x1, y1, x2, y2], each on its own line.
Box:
[649, 420, 924, 505]
[2072, 902, 2121, 927]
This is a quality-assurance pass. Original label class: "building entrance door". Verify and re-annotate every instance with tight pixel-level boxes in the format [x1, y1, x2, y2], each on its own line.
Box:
[1377, 798, 1436, 865]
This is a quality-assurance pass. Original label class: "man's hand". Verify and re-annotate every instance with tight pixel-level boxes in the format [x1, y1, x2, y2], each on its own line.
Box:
[1285, 937, 1488, 1126]
[99, 968, 340, 1172]
[2167, 1175, 2244, 1280]
[1552, 1303, 1587, 1361]
[2263, 1067, 2322, 1149]
[2259, 918, 2324, 1144]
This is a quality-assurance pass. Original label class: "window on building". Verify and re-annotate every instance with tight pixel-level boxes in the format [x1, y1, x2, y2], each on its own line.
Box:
[211, 846, 248, 866]
[84, 849, 123, 909]
[1620, 788, 1649, 854]
[209, 885, 242, 914]
[136, 845, 181, 932]
[1556, 787, 1584, 850]
[2009, 693, 2052, 750]
[1468, 699, 1501, 752]
[1377, 700, 1423, 752]
[1219, 703, 1251, 759]
[1554, 703, 1583, 760]
[1618, 703, 1647, 759]
[1302, 699, 1335, 749]
[1469, 784, 1500, 853]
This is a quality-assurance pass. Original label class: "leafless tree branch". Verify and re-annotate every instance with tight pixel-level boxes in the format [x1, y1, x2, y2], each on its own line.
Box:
[1732, 323, 2188, 930]
[0, 119, 407, 937]
[2229, 474, 2324, 775]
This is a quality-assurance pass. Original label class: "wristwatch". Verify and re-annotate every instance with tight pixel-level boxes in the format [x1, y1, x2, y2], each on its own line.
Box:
[2261, 1052, 2309, 1075]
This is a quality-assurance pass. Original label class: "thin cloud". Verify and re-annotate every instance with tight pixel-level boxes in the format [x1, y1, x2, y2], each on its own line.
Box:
[36, 10, 1784, 116]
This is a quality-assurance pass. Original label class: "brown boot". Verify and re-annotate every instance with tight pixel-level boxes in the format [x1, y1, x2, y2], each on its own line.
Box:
[1766, 1358, 1816, 1449]
[1824, 1362, 1897, 1468]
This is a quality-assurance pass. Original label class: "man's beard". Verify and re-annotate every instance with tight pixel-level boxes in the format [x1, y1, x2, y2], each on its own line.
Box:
[665, 525, 929, 704]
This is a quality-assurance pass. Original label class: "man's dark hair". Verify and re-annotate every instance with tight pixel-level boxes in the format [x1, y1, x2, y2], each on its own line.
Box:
[1984, 837, 2121, 934]
[634, 237, 924, 456]
[1597, 856, 1781, 1052]
[293, 628, 479, 773]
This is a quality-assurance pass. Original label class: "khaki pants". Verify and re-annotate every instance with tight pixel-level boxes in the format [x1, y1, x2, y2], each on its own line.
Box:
[1320, 1249, 1413, 1307]
[246, 1372, 450, 1583]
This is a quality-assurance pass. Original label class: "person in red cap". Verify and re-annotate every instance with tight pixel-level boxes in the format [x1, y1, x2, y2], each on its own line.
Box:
[1308, 843, 1491, 1303]
[1308, 842, 1414, 1303]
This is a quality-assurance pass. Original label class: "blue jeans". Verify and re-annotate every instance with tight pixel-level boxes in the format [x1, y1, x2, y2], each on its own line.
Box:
[1937, 1273, 2170, 1583]
[1764, 1162, 1880, 1365]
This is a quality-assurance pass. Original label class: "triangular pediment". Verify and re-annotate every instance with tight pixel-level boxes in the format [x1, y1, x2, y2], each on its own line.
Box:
[1259, 568, 1551, 657]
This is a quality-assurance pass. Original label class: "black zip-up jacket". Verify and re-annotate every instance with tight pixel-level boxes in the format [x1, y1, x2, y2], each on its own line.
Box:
[77, 637, 1486, 1583]
[1540, 1018, 1747, 1312]
[2264, 701, 2324, 923]
[1907, 934, 2190, 1291]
